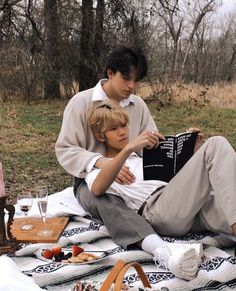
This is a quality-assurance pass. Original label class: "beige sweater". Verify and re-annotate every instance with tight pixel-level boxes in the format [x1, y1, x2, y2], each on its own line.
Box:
[55, 86, 157, 178]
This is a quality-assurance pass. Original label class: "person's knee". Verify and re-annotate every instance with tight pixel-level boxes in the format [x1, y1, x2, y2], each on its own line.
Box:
[207, 136, 228, 145]
[153, 216, 192, 236]
[205, 136, 231, 154]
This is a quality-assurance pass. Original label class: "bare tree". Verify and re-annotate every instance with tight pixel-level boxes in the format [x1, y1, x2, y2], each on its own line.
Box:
[180, 0, 215, 78]
[0, 0, 22, 45]
[151, 0, 183, 72]
[44, 0, 60, 99]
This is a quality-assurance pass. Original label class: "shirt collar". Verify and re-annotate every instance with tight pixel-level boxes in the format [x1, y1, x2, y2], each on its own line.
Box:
[92, 79, 134, 108]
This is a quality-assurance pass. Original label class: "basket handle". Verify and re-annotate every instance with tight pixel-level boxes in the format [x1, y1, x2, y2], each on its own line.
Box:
[100, 259, 126, 291]
[114, 261, 151, 291]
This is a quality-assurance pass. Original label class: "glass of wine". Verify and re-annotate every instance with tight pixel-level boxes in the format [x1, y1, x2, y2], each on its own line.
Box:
[36, 185, 53, 236]
[17, 191, 33, 231]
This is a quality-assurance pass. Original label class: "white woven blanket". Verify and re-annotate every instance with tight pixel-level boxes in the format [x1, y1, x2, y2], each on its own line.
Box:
[10, 188, 236, 291]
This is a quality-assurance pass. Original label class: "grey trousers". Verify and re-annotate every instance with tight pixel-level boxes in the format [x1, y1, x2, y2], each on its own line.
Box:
[143, 136, 236, 236]
[76, 181, 156, 249]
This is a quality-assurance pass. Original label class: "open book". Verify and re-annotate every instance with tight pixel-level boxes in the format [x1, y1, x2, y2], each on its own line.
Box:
[143, 131, 198, 182]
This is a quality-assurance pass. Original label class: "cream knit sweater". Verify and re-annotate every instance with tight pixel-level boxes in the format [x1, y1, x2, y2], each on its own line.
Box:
[55, 82, 157, 178]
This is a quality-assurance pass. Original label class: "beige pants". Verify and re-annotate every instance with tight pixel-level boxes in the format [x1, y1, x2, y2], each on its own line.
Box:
[143, 136, 236, 236]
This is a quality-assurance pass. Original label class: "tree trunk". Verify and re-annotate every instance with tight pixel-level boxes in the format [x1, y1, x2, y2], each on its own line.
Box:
[94, 0, 104, 60]
[227, 43, 236, 82]
[79, 0, 95, 91]
[44, 0, 60, 99]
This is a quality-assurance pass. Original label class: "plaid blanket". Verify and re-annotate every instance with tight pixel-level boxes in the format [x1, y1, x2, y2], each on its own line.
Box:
[11, 188, 236, 291]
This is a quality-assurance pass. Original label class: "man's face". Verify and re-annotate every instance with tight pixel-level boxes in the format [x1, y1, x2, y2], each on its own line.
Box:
[103, 122, 129, 155]
[106, 67, 140, 101]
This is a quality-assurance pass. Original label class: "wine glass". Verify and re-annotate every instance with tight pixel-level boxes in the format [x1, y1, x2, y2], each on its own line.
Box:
[36, 185, 53, 236]
[17, 191, 34, 231]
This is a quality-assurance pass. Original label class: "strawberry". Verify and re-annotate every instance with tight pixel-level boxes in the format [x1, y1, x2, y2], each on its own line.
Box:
[51, 245, 62, 255]
[72, 245, 84, 256]
[42, 249, 54, 260]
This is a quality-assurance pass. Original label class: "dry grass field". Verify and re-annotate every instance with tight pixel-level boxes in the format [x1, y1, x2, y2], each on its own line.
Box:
[138, 81, 236, 108]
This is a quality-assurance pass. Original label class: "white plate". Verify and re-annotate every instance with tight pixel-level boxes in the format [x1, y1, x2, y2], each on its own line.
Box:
[35, 248, 107, 265]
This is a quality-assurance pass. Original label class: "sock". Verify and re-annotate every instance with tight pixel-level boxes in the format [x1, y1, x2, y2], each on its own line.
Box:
[153, 242, 203, 281]
[141, 234, 166, 254]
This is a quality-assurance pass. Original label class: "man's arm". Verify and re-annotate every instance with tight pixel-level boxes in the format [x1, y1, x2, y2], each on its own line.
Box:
[90, 131, 165, 196]
[55, 96, 106, 178]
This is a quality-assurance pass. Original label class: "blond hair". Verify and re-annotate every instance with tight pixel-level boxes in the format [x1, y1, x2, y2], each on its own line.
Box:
[87, 101, 129, 136]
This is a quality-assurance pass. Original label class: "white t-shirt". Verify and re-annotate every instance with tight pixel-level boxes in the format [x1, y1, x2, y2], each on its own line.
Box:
[85, 153, 167, 211]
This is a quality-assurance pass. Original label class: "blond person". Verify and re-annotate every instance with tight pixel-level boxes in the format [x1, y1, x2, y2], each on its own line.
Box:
[86, 101, 236, 280]
[86, 101, 206, 280]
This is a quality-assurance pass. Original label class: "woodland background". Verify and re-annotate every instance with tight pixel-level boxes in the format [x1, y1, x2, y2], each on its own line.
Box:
[1, 0, 236, 101]
[0, 0, 235, 201]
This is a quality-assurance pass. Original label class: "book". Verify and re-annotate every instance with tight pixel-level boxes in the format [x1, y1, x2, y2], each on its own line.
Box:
[143, 131, 198, 182]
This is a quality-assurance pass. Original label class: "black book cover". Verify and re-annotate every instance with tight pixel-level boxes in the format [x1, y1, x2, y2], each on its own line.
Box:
[143, 132, 198, 182]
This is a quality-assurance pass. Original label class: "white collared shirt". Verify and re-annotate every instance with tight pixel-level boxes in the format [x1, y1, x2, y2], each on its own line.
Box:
[85, 153, 167, 211]
[92, 79, 134, 107]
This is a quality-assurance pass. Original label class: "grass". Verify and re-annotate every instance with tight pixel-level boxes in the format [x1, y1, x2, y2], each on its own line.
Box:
[150, 104, 236, 147]
[0, 98, 235, 204]
[0, 100, 74, 203]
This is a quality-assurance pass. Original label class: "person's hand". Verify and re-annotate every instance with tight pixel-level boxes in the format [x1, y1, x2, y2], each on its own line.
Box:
[115, 164, 136, 184]
[95, 157, 135, 185]
[146, 130, 166, 149]
[126, 130, 165, 153]
[186, 127, 205, 152]
[186, 127, 201, 134]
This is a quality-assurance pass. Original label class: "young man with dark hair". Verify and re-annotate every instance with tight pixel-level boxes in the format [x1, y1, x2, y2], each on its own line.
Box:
[104, 47, 148, 80]
[55, 46, 202, 280]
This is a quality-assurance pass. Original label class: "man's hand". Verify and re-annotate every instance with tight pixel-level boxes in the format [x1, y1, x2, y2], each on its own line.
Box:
[146, 130, 166, 149]
[126, 130, 165, 153]
[95, 157, 135, 185]
[115, 164, 136, 184]
[186, 127, 205, 152]
[186, 127, 201, 134]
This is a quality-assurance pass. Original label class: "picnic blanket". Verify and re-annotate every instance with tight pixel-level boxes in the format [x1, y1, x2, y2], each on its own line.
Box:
[5, 187, 236, 291]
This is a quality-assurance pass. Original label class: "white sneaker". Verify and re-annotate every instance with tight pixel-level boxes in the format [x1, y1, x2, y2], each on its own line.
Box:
[187, 243, 203, 264]
[153, 242, 203, 281]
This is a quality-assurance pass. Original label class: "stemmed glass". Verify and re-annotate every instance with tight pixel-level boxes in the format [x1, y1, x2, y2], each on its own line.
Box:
[36, 185, 53, 236]
[17, 191, 34, 231]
